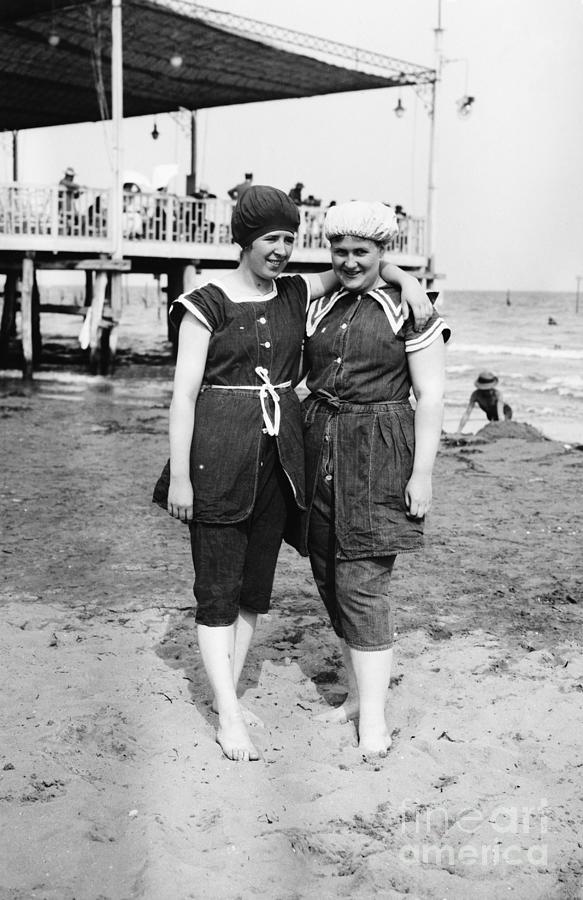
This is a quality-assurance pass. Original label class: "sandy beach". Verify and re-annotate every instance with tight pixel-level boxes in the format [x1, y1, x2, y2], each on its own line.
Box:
[2, 0, 583, 891]
[1, 369, 582, 900]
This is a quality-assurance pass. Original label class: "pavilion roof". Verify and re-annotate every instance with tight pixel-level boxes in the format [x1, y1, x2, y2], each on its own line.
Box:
[0, 0, 435, 131]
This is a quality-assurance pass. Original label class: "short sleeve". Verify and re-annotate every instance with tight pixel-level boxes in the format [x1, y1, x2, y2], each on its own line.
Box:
[403, 308, 451, 352]
[276, 273, 311, 313]
[168, 284, 226, 333]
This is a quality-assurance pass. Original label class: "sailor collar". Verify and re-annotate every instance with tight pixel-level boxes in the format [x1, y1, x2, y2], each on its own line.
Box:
[306, 286, 404, 337]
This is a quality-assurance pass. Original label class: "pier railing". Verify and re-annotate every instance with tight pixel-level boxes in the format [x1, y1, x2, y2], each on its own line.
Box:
[0, 183, 109, 239]
[0, 183, 425, 257]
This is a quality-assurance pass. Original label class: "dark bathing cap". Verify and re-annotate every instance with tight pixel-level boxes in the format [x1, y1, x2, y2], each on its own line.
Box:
[231, 185, 300, 247]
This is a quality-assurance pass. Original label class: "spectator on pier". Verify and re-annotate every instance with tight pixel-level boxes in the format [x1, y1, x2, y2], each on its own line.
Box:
[228, 172, 253, 201]
[288, 182, 304, 205]
[122, 181, 145, 239]
[391, 204, 407, 250]
[87, 192, 106, 237]
[59, 167, 80, 208]
[457, 371, 513, 432]
[58, 167, 81, 232]
[192, 184, 217, 241]
[193, 184, 216, 200]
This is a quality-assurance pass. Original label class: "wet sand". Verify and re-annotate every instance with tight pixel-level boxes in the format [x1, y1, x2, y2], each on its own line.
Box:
[1, 375, 583, 899]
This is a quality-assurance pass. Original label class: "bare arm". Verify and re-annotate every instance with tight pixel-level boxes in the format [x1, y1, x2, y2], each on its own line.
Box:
[457, 400, 476, 432]
[168, 312, 211, 522]
[380, 262, 432, 328]
[303, 269, 341, 299]
[405, 339, 446, 518]
[495, 391, 506, 421]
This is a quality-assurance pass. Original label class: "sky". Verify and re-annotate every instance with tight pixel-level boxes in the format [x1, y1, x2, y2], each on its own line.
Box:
[2, 0, 583, 291]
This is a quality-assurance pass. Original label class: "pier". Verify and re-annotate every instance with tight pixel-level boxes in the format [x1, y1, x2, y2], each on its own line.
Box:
[0, 0, 436, 377]
[0, 183, 428, 374]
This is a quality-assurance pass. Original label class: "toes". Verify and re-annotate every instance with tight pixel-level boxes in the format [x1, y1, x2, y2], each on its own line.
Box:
[361, 749, 389, 763]
[216, 736, 261, 762]
[232, 748, 260, 762]
[359, 734, 393, 760]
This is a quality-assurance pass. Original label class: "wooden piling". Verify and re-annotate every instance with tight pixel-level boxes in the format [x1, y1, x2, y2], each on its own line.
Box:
[183, 264, 198, 293]
[0, 271, 18, 363]
[106, 271, 124, 374]
[21, 255, 35, 379]
[167, 265, 185, 354]
[32, 270, 42, 365]
[84, 269, 94, 308]
[88, 271, 107, 374]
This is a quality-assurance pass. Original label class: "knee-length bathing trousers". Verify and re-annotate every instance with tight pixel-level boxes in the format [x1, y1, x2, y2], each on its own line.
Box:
[190, 434, 294, 627]
[308, 426, 396, 651]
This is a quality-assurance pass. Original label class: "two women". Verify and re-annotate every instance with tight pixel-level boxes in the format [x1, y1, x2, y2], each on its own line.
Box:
[166, 186, 433, 761]
[301, 201, 449, 756]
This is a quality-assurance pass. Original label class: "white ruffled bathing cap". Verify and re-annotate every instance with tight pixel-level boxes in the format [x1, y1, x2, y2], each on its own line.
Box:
[324, 200, 399, 243]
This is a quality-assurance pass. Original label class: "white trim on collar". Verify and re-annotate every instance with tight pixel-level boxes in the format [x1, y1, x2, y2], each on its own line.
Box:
[306, 287, 404, 337]
[203, 278, 277, 303]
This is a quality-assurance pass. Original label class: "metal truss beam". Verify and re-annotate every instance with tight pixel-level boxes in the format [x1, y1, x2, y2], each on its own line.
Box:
[147, 0, 436, 85]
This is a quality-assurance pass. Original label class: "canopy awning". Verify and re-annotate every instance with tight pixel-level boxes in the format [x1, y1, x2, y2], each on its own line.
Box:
[0, 0, 435, 131]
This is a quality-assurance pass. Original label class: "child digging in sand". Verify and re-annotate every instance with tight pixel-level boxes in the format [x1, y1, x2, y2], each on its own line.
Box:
[457, 370, 512, 432]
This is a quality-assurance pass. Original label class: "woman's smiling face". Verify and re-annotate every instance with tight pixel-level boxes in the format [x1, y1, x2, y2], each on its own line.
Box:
[247, 230, 295, 280]
[330, 235, 385, 293]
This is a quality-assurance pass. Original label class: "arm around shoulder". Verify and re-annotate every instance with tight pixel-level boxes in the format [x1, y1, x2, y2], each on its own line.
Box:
[304, 269, 340, 300]
[380, 262, 433, 328]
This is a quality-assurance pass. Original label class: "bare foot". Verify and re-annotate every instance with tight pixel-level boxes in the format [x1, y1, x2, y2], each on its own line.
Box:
[211, 699, 264, 728]
[216, 714, 261, 762]
[316, 694, 359, 724]
[359, 727, 392, 759]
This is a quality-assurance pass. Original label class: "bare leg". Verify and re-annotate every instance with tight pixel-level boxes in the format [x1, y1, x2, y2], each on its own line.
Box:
[197, 622, 260, 761]
[316, 640, 359, 723]
[349, 646, 393, 756]
[232, 607, 258, 688]
[229, 608, 264, 726]
[210, 608, 263, 725]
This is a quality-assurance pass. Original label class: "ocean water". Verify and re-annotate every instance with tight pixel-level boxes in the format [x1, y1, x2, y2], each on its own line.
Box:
[2, 287, 583, 445]
[438, 290, 583, 444]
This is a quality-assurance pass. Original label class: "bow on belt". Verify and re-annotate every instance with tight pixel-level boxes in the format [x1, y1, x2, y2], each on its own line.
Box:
[203, 366, 291, 436]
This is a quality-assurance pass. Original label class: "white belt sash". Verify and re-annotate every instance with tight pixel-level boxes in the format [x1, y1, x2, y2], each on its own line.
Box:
[205, 366, 291, 436]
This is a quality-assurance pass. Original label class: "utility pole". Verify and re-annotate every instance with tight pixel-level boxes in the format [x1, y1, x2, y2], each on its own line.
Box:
[12, 130, 18, 181]
[425, 0, 444, 288]
[186, 110, 198, 195]
[105, 0, 124, 374]
[111, 0, 123, 263]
